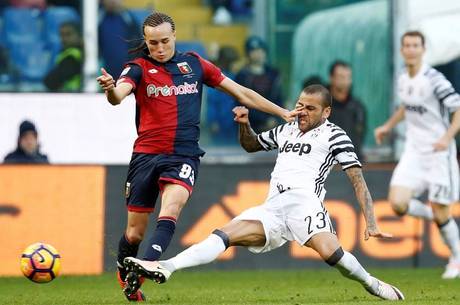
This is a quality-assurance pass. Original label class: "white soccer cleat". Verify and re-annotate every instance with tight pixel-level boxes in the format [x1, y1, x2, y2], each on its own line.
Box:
[442, 260, 460, 279]
[124, 257, 171, 284]
[365, 277, 405, 301]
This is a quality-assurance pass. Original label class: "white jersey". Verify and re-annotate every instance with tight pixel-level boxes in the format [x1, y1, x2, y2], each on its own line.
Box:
[257, 119, 361, 201]
[398, 64, 460, 153]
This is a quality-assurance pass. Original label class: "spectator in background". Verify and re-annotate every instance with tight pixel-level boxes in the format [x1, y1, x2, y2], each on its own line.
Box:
[327, 60, 366, 160]
[235, 36, 283, 133]
[209, 0, 232, 25]
[4, 120, 49, 164]
[207, 46, 240, 145]
[44, 21, 83, 92]
[47, 0, 80, 13]
[302, 75, 325, 88]
[99, 0, 141, 79]
[0, 44, 19, 86]
[9, 0, 46, 9]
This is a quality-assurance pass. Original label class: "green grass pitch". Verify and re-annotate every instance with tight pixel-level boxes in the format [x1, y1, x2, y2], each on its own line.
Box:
[1, 268, 459, 304]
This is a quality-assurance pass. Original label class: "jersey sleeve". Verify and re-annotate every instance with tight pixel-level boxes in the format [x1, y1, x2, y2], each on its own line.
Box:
[431, 72, 460, 112]
[328, 127, 362, 170]
[195, 53, 225, 87]
[116, 63, 142, 90]
[257, 123, 286, 151]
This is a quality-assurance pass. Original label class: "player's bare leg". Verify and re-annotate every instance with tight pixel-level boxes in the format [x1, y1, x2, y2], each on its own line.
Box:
[432, 203, 460, 279]
[306, 232, 404, 300]
[125, 184, 189, 293]
[124, 220, 265, 283]
[389, 185, 433, 219]
[118, 211, 149, 301]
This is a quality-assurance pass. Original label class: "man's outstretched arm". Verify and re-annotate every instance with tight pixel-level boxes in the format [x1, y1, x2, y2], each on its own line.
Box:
[218, 77, 299, 123]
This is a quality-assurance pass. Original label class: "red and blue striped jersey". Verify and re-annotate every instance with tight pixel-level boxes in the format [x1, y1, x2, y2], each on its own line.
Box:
[117, 51, 225, 157]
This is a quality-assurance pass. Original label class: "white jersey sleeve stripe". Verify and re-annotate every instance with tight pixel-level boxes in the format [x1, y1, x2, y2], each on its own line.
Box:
[341, 160, 361, 168]
[328, 132, 347, 142]
[429, 70, 460, 110]
[329, 140, 353, 150]
[257, 134, 274, 151]
[257, 125, 284, 151]
[331, 146, 355, 157]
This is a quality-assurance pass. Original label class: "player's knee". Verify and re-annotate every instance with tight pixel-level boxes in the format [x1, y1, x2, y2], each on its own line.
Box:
[391, 201, 408, 216]
[317, 242, 341, 261]
[125, 230, 144, 244]
[325, 247, 344, 266]
[161, 201, 187, 218]
[432, 208, 450, 226]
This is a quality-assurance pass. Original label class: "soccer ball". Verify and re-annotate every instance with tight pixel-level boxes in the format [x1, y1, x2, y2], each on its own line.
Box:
[20, 242, 61, 283]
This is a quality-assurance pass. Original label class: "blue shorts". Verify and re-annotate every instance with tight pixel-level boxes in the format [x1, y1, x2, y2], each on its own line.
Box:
[124, 153, 200, 213]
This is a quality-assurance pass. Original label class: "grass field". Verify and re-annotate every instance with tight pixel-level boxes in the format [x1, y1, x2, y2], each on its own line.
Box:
[0, 268, 459, 304]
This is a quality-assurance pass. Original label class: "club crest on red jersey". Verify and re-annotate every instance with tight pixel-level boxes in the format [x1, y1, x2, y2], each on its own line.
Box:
[177, 62, 192, 74]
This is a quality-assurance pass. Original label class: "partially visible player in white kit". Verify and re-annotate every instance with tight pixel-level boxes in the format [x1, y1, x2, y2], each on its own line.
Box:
[124, 85, 405, 301]
[375, 31, 460, 279]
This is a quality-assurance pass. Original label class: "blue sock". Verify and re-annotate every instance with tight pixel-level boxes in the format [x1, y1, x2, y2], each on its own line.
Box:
[117, 234, 139, 281]
[143, 217, 176, 261]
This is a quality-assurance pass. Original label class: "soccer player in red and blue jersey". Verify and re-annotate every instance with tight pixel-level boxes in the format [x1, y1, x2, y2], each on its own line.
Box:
[97, 12, 298, 301]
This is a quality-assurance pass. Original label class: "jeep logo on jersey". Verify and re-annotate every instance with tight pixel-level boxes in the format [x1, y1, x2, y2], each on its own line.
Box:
[146, 81, 199, 97]
[404, 104, 427, 115]
[279, 141, 311, 156]
[177, 62, 192, 74]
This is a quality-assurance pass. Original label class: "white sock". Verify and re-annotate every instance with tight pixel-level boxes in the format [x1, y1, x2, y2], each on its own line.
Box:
[439, 219, 460, 261]
[163, 234, 226, 272]
[407, 199, 433, 220]
[334, 251, 374, 288]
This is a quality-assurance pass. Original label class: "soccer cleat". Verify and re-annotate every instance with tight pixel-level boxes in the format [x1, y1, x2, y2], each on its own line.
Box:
[124, 257, 172, 284]
[365, 277, 405, 301]
[117, 270, 146, 302]
[442, 260, 460, 279]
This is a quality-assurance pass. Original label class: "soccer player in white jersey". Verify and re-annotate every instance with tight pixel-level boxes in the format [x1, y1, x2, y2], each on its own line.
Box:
[375, 31, 460, 279]
[124, 85, 404, 301]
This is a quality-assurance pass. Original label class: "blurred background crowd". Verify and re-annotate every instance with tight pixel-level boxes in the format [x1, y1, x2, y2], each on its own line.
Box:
[1, 0, 459, 164]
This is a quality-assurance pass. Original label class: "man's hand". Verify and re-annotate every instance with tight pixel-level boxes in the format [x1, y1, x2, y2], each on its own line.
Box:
[374, 124, 390, 145]
[96, 68, 115, 92]
[233, 106, 249, 124]
[281, 108, 301, 123]
[433, 134, 450, 151]
[364, 225, 393, 240]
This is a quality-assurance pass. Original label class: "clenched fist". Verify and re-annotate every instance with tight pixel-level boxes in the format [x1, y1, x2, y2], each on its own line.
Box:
[233, 106, 249, 124]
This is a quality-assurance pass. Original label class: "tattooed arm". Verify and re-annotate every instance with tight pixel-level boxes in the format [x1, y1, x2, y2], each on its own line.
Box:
[233, 106, 264, 153]
[345, 166, 392, 240]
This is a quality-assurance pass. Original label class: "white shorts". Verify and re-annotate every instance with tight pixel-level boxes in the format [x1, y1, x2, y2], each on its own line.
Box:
[233, 189, 335, 253]
[390, 144, 459, 204]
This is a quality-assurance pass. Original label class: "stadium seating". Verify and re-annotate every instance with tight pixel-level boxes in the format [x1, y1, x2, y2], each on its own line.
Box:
[2, 7, 43, 46]
[129, 9, 150, 28]
[43, 6, 80, 58]
[9, 41, 51, 82]
[176, 41, 207, 58]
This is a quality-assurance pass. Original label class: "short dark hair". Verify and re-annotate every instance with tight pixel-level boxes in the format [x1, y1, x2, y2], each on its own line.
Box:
[401, 30, 425, 47]
[302, 84, 332, 108]
[329, 60, 350, 76]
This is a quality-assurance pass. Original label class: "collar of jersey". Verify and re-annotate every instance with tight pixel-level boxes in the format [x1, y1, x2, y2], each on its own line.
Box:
[294, 119, 328, 133]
